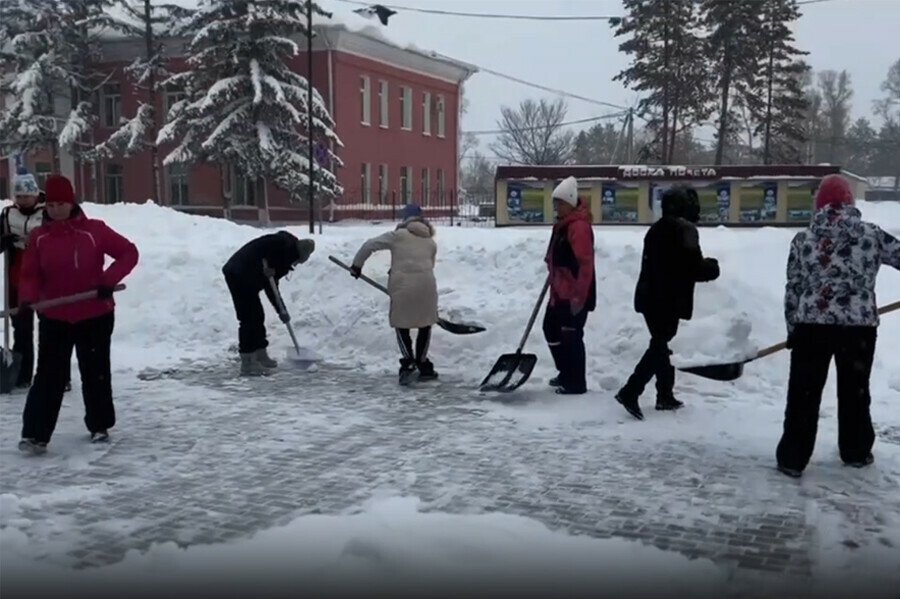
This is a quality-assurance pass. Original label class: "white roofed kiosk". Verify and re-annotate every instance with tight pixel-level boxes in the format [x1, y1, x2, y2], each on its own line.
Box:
[494, 164, 868, 227]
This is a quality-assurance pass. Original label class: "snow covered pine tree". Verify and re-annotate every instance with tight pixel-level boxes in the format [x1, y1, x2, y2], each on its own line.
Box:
[156, 0, 344, 202]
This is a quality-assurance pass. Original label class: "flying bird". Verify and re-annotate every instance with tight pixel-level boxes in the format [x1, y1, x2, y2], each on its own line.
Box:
[352, 4, 397, 26]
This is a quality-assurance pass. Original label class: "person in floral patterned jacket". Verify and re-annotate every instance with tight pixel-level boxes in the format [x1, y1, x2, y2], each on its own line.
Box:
[776, 174, 900, 478]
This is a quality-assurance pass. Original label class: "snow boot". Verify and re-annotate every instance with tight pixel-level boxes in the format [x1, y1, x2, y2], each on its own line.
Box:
[555, 387, 586, 396]
[240, 353, 267, 377]
[18, 438, 47, 455]
[777, 464, 802, 478]
[91, 431, 110, 443]
[548, 376, 562, 388]
[255, 348, 278, 369]
[656, 395, 684, 411]
[398, 359, 417, 386]
[417, 360, 439, 382]
[615, 389, 644, 420]
[844, 454, 874, 468]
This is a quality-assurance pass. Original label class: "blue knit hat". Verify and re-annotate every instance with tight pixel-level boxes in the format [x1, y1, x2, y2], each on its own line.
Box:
[402, 203, 422, 219]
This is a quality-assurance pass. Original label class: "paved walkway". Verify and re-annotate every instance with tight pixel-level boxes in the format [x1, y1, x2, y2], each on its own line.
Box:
[2, 359, 899, 597]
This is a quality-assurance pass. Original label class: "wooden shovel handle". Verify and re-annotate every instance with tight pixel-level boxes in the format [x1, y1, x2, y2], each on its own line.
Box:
[756, 299, 900, 361]
[0, 284, 126, 318]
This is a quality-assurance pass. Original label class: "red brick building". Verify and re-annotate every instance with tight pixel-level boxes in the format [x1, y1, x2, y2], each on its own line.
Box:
[1, 23, 477, 224]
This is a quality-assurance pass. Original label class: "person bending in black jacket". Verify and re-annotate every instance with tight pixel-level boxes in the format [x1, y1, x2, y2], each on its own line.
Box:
[222, 232, 315, 376]
[615, 186, 720, 420]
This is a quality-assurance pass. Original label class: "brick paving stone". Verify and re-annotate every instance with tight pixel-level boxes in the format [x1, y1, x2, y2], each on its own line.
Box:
[2, 362, 900, 598]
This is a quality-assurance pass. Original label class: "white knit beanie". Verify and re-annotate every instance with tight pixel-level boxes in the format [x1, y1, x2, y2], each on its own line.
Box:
[14, 172, 39, 196]
[552, 176, 578, 207]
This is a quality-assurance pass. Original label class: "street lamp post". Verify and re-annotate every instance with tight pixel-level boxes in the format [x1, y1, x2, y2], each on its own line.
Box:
[306, 0, 315, 234]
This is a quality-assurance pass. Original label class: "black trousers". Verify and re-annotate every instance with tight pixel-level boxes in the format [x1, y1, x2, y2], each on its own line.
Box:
[396, 327, 431, 364]
[543, 302, 590, 393]
[8, 286, 72, 388]
[21, 312, 115, 444]
[621, 313, 679, 401]
[224, 272, 267, 354]
[776, 323, 877, 471]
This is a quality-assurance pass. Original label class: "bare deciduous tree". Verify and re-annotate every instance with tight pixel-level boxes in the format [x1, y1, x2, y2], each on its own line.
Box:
[489, 98, 574, 165]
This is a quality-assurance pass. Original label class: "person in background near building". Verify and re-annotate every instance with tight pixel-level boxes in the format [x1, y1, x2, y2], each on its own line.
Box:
[350, 203, 439, 384]
[222, 232, 315, 377]
[777, 174, 900, 478]
[543, 176, 596, 395]
[616, 186, 720, 420]
[17, 174, 139, 454]
[1, 169, 45, 389]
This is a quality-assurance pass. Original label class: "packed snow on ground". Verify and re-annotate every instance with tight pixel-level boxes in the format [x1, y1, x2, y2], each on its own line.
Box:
[1, 198, 898, 591]
[0, 494, 728, 595]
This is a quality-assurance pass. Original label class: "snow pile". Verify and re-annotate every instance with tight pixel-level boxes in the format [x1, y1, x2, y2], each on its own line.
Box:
[0, 495, 729, 596]
[2, 200, 897, 401]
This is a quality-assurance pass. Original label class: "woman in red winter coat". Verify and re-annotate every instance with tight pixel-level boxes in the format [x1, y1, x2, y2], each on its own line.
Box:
[17, 174, 139, 455]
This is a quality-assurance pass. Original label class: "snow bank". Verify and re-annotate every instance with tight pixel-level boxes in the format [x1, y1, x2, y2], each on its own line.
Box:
[0, 495, 728, 596]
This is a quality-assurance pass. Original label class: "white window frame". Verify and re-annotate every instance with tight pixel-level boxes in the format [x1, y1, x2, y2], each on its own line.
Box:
[400, 166, 410, 203]
[421, 168, 430, 205]
[436, 95, 445, 138]
[378, 164, 388, 204]
[436, 168, 445, 202]
[400, 86, 412, 131]
[378, 80, 389, 128]
[164, 88, 186, 118]
[105, 163, 124, 203]
[360, 162, 371, 204]
[422, 91, 431, 136]
[360, 76, 371, 125]
[102, 83, 122, 128]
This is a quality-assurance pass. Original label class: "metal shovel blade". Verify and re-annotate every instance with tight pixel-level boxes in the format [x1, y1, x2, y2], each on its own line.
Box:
[678, 361, 745, 382]
[0, 348, 22, 394]
[479, 352, 538, 393]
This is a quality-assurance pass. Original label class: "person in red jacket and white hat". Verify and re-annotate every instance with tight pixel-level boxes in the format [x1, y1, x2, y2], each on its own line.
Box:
[777, 174, 900, 478]
[543, 176, 596, 395]
[17, 174, 139, 454]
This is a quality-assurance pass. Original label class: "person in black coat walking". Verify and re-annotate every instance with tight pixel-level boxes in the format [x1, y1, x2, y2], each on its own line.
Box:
[616, 186, 720, 420]
[222, 232, 315, 376]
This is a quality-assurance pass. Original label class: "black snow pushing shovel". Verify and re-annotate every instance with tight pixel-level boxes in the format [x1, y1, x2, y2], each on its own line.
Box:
[679, 299, 900, 382]
[479, 277, 550, 393]
[328, 255, 486, 335]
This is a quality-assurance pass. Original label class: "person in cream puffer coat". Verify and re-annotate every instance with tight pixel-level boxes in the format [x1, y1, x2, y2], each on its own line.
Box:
[350, 204, 439, 382]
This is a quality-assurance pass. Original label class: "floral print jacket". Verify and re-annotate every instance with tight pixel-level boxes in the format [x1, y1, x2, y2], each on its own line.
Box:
[784, 204, 900, 334]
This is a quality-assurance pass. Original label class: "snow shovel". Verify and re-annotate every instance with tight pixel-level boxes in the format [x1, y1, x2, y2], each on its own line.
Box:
[328, 255, 486, 335]
[679, 299, 900, 382]
[1, 283, 127, 392]
[479, 276, 550, 393]
[1, 253, 22, 394]
[262, 259, 321, 368]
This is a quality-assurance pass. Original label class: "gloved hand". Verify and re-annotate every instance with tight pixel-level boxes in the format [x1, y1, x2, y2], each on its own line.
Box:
[97, 285, 115, 299]
[349, 265, 362, 279]
[0, 234, 15, 252]
[785, 330, 795, 350]
[704, 257, 720, 281]
[279, 311, 291, 324]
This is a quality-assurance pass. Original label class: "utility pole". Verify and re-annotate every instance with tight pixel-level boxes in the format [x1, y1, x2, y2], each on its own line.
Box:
[307, 0, 315, 234]
[626, 108, 635, 163]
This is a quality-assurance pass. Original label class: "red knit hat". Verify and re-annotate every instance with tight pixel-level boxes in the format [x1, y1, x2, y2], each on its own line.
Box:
[814, 174, 854, 211]
[44, 174, 76, 204]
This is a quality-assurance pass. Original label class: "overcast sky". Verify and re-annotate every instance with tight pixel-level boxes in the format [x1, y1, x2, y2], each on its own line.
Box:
[322, 0, 900, 159]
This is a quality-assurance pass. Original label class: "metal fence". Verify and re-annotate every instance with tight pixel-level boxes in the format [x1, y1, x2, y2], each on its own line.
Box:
[325, 187, 496, 227]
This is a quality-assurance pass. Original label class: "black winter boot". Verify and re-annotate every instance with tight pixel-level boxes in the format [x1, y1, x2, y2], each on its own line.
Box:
[615, 389, 644, 420]
[655, 395, 684, 411]
[398, 358, 417, 385]
[417, 360, 438, 381]
[548, 375, 562, 388]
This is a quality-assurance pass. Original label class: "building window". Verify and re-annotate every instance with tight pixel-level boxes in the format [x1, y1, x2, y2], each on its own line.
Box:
[422, 92, 431, 136]
[436, 95, 445, 138]
[102, 83, 122, 128]
[164, 87, 186, 118]
[399, 166, 410, 204]
[167, 163, 189, 205]
[436, 168, 445, 201]
[421, 168, 430, 205]
[234, 173, 264, 207]
[378, 164, 388, 204]
[360, 162, 371, 204]
[360, 76, 371, 125]
[0, 177, 7, 199]
[105, 163, 124, 203]
[378, 80, 388, 128]
[400, 86, 412, 131]
[34, 162, 51, 189]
